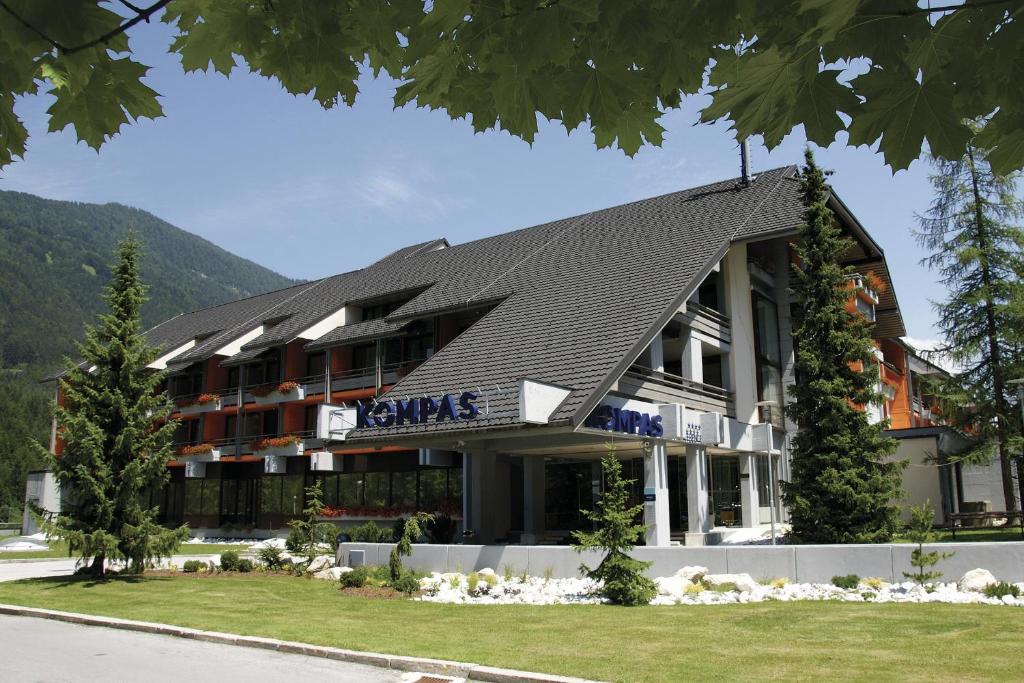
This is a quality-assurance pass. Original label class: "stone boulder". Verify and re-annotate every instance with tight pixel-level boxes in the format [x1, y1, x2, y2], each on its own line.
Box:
[306, 555, 335, 574]
[313, 566, 346, 581]
[958, 568, 997, 592]
[703, 573, 758, 593]
[674, 566, 709, 583]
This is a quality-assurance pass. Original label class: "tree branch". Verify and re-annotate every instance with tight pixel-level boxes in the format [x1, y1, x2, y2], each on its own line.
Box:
[0, 0, 173, 55]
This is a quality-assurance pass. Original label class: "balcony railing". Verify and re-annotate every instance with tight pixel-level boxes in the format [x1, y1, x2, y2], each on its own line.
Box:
[617, 365, 735, 415]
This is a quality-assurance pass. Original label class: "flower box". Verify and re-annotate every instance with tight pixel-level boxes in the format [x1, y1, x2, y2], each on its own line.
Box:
[177, 393, 222, 415]
[177, 443, 221, 462]
[250, 434, 304, 457]
[251, 381, 305, 405]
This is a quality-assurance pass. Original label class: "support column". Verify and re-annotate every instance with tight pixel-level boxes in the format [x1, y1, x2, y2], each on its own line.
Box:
[463, 448, 499, 544]
[724, 244, 758, 424]
[739, 453, 760, 528]
[521, 456, 546, 545]
[681, 330, 703, 384]
[685, 446, 711, 537]
[644, 441, 671, 547]
[648, 332, 665, 372]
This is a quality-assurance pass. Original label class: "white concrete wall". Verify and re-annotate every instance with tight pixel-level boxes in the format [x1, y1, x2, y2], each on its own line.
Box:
[892, 436, 947, 524]
[22, 471, 59, 536]
[338, 542, 1024, 582]
[961, 458, 1012, 511]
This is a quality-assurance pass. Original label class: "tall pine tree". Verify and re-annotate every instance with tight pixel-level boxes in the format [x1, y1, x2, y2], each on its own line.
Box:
[915, 133, 1024, 511]
[781, 150, 904, 544]
[40, 235, 188, 576]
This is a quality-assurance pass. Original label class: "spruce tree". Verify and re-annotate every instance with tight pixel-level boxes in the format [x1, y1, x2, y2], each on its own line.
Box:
[39, 235, 188, 576]
[780, 150, 904, 544]
[572, 445, 656, 606]
[915, 135, 1024, 511]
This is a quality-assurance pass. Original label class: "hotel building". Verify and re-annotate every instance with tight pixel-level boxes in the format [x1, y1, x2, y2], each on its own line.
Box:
[43, 165, 986, 544]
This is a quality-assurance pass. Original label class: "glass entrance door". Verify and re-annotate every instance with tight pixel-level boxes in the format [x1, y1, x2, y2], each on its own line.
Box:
[709, 455, 742, 527]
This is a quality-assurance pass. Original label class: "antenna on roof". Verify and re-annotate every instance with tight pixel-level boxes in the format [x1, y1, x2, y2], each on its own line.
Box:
[740, 138, 756, 187]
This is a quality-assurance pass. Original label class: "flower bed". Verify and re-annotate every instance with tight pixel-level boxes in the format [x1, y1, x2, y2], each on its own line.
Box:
[415, 566, 1024, 607]
[250, 381, 302, 399]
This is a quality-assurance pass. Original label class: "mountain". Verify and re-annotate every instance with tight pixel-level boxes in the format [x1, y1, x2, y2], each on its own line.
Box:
[0, 190, 299, 368]
[0, 190, 299, 522]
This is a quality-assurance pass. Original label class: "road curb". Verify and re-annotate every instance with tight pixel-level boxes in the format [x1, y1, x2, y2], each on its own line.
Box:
[0, 604, 601, 683]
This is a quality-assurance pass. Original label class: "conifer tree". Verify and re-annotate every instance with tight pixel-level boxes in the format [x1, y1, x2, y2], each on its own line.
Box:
[780, 150, 904, 544]
[915, 137, 1024, 511]
[573, 445, 656, 606]
[40, 235, 188, 576]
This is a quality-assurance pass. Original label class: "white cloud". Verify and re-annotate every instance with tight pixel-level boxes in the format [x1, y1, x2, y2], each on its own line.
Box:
[902, 336, 961, 374]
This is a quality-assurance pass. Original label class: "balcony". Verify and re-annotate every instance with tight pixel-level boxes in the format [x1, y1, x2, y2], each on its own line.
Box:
[172, 393, 222, 415]
[615, 365, 735, 416]
[677, 301, 731, 344]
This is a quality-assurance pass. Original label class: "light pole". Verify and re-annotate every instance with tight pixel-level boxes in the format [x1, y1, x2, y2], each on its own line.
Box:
[755, 400, 779, 546]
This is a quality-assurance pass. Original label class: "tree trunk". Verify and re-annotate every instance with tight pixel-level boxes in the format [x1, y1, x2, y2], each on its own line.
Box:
[90, 553, 105, 578]
[966, 145, 1018, 513]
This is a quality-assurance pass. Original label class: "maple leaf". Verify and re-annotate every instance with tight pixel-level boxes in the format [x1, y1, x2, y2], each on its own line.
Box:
[848, 68, 972, 170]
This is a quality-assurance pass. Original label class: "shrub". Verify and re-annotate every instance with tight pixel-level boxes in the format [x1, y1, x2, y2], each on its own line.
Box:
[389, 512, 433, 581]
[237, 558, 254, 573]
[426, 513, 458, 544]
[340, 565, 370, 589]
[220, 550, 241, 571]
[285, 527, 304, 554]
[863, 577, 884, 590]
[684, 582, 705, 595]
[770, 577, 788, 589]
[482, 572, 499, 588]
[832, 574, 860, 590]
[710, 581, 737, 593]
[349, 521, 393, 543]
[467, 572, 480, 595]
[390, 571, 421, 596]
[984, 581, 1021, 599]
[182, 559, 205, 573]
[256, 544, 286, 570]
[572, 446, 657, 606]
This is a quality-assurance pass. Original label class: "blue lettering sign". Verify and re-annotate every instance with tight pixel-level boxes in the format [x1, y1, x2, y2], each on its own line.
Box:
[357, 392, 480, 429]
[587, 404, 663, 438]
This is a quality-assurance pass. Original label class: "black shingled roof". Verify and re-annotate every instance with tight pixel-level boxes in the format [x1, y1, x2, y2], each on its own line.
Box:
[47, 167, 905, 443]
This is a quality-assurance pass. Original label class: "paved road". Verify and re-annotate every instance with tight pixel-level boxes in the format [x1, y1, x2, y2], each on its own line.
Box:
[0, 615, 410, 682]
[0, 555, 222, 582]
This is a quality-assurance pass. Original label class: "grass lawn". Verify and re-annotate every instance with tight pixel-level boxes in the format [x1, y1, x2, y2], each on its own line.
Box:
[0, 542, 253, 561]
[0, 574, 1020, 682]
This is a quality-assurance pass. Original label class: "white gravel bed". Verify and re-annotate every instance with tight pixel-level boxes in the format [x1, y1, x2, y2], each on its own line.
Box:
[415, 566, 1024, 607]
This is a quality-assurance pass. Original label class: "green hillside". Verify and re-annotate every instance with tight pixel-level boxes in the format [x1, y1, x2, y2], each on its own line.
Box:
[0, 190, 298, 521]
[0, 190, 298, 367]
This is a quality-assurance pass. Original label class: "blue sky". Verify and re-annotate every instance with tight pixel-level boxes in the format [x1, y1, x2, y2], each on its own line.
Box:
[2, 18, 946, 345]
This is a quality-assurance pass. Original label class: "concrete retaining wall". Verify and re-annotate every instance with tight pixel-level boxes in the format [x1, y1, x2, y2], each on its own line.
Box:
[338, 542, 1024, 583]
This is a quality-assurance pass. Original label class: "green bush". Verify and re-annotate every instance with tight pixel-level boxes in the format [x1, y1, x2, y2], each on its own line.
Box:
[182, 559, 205, 573]
[832, 574, 860, 590]
[984, 581, 1021, 599]
[390, 571, 421, 596]
[709, 581, 738, 593]
[348, 521, 393, 543]
[285, 527, 304, 554]
[256, 544, 286, 570]
[426, 513, 458, 544]
[220, 550, 241, 571]
[467, 572, 480, 595]
[340, 565, 370, 589]
[237, 558, 254, 573]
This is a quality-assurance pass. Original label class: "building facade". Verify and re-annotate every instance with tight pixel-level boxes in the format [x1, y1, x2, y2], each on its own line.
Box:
[45, 166, 983, 544]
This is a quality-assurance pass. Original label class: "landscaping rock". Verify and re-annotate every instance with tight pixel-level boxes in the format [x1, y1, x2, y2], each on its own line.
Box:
[674, 566, 708, 582]
[703, 573, 758, 593]
[958, 568, 997, 592]
[313, 567, 345, 581]
[306, 555, 334, 574]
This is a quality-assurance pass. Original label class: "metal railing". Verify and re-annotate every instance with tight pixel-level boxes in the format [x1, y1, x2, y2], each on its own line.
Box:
[623, 365, 735, 410]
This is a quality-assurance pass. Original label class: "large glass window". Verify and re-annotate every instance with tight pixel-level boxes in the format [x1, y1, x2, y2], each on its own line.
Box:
[173, 419, 201, 446]
[352, 343, 376, 370]
[305, 352, 327, 378]
[363, 472, 389, 507]
[391, 471, 418, 509]
[752, 293, 784, 423]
